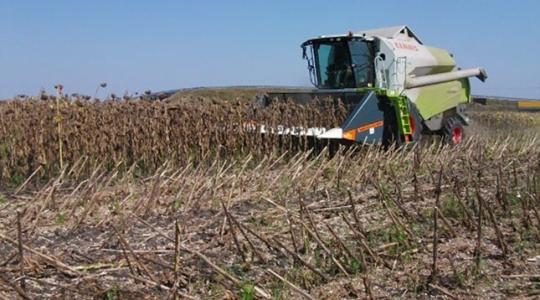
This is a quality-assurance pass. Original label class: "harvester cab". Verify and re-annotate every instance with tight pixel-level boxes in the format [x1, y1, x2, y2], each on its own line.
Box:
[302, 34, 376, 89]
[259, 25, 487, 146]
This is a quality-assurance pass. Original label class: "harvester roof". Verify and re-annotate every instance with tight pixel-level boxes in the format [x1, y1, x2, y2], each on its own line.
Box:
[305, 25, 422, 45]
[354, 25, 423, 44]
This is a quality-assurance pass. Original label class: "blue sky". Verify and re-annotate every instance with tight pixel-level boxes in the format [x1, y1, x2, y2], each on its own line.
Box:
[1, 1, 539, 99]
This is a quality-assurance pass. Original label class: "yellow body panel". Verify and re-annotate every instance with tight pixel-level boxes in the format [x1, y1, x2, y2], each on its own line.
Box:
[518, 101, 540, 110]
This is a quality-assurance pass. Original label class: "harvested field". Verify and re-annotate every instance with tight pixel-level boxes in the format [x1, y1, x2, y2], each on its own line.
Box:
[0, 93, 539, 299]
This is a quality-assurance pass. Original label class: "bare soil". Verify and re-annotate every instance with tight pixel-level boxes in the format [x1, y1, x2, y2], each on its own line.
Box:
[0, 94, 539, 299]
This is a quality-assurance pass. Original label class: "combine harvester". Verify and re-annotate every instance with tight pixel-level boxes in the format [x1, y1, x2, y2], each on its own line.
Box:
[256, 25, 487, 146]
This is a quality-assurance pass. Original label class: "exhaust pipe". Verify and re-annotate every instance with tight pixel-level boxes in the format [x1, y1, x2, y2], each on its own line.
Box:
[405, 68, 488, 89]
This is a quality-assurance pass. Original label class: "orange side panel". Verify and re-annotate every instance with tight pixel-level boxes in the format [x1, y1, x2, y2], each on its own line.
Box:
[356, 120, 384, 133]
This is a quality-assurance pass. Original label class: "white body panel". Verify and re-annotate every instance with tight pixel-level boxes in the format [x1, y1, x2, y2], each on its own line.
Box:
[375, 37, 455, 98]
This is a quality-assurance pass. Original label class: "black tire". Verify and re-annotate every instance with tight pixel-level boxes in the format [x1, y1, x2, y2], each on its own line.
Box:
[382, 104, 402, 149]
[409, 104, 424, 143]
[442, 116, 465, 145]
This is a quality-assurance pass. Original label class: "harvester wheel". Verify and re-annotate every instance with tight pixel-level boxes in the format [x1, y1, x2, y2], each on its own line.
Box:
[382, 112, 402, 149]
[409, 105, 424, 143]
[442, 117, 465, 145]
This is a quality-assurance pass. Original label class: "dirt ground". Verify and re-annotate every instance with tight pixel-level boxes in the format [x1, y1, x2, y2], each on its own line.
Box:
[0, 99, 539, 299]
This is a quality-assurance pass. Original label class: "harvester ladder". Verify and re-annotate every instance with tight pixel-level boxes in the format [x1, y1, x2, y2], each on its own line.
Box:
[390, 95, 413, 140]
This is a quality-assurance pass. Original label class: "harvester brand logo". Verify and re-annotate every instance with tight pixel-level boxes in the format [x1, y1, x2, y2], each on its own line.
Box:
[394, 42, 418, 51]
